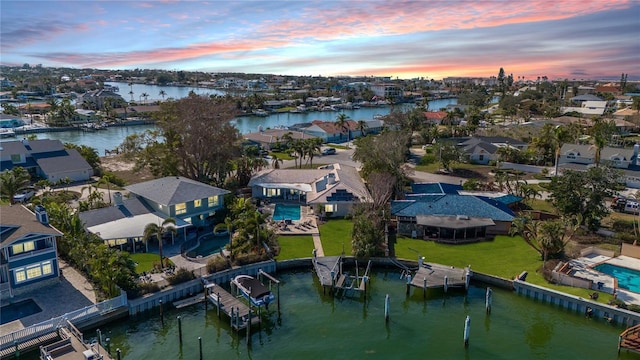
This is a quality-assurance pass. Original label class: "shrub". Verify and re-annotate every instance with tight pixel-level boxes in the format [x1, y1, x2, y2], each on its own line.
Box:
[419, 154, 436, 165]
[166, 268, 195, 285]
[128, 282, 161, 298]
[233, 252, 270, 266]
[207, 256, 231, 273]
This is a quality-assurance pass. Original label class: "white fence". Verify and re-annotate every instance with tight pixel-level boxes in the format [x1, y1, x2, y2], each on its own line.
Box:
[0, 291, 127, 353]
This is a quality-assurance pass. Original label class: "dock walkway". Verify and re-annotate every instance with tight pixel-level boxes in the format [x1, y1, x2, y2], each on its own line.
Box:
[204, 282, 259, 331]
[620, 324, 640, 355]
[409, 262, 471, 291]
[312, 256, 341, 287]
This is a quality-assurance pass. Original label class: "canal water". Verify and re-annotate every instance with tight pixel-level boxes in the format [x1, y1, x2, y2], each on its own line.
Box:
[23, 270, 635, 360]
[17, 93, 456, 156]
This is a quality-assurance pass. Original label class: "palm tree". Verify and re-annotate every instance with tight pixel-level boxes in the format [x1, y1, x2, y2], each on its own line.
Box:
[271, 155, 283, 169]
[336, 113, 350, 142]
[305, 138, 323, 167]
[143, 218, 177, 270]
[0, 167, 31, 203]
[159, 90, 167, 102]
[357, 120, 368, 137]
[97, 174, 114, 205]
[141, 92, 149, 104]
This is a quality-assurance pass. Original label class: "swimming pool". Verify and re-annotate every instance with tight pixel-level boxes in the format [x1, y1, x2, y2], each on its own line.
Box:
[186, 234, 229, 258]
[594, 263, 640, 293]
[273, 204, 301, 221]
[1, 299, 42, 325]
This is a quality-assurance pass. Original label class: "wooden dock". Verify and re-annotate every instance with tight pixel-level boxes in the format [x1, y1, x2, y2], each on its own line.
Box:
[312, 255, 341, 287]
[204, 282, 260, 331]
[0, 330, 59, 358]
[174, 294, 205, 309]
[619, 324, 640, 355]
[409, 262, 471, 291]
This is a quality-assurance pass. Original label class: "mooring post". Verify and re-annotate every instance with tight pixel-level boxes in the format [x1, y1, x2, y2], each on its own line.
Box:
[464, 315, 471, 347]
[247, 310, 252, 345]
[105, 337, 111, 354]
[116, 348, 121, 360]
[444, 276, 449, 293]
[384, 294, 390, 323]
[97, 329, 102, 347]
[217, 292, 221, 318]
[198, 336, 203, 360]
[230, 307, 235, 327]
[178, 316, 183, 344]
[465, 266, 471, 291]
[405, 274, 412, 295]
[277, 284, 281, 311]
[423, 277, 427, 299]
[159, 300, 164, 324]
[331, 270, 335, 294]
[485, 288, 492, 314]
[14, 340, 19, 358]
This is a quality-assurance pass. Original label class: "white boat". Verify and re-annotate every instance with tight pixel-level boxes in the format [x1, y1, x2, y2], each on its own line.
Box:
[231, 275, 275, 308]
[252, 109, 269, 117]
[0, 128, 15, 138]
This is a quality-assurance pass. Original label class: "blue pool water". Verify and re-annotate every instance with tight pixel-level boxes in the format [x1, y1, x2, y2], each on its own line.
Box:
[594, 263, 640, 292]
[1, 299, 42, 325]
[273, 204, 301, 221]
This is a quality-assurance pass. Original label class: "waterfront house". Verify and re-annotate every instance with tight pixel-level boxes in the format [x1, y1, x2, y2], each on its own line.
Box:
[80, 176, 230, 250]
[423, 111, 448, 125]
[76, 89, 125, 110]
[248, 163, 371, 218]
[0, 205, 62, 299]
[301, 120, 358, 143]
[457, 136, 528, 165]
[0, 139, 93, 182]
[244, 129, 315, 150]
[557, 143, 640, 188]
[391, 182, 517, 242]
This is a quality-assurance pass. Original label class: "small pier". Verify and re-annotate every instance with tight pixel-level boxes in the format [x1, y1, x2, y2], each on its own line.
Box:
[38, 321, 112, 360]
[619, 324, 640, 355]
[409, 261, 471, 293]
[312, 255, 371, 296]
[203, 280, 260, 331]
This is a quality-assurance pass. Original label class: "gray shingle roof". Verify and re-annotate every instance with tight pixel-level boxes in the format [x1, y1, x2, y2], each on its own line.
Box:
[23, 139, 65, 153]
[1, 205, 62, 247]
[391, 194, 514, 221]
[125, 176, 230, 206]
[36, 149, 92, 174]
[78, 197, 155, 228]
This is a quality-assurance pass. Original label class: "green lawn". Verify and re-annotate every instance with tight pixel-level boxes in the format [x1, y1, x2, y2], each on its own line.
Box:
[528, 199, 556, 213]
[318, 219, 353, 256]
[276, 235, 315, 260]
[129, 253, 160, 274]
[271, 151, 294, 160]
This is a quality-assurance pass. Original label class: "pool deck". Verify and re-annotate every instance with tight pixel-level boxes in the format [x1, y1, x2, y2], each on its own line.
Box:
[573, 254, 640, 306]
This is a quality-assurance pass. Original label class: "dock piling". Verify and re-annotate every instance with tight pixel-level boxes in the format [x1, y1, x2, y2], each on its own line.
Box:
[116, 348, 121, 360]
[198, 337, 203, 360]
[444, 276, 448, 293]
[405, 274, 412, 295]
[464, 315, 471, 347]
[485, 288, 492, 314]
[178, 316, 183, 344]
[159, 300, 164, 324]
[247, 310, 251, 345]
[423, 277, 427, 299]
[384, 294, 390, 322]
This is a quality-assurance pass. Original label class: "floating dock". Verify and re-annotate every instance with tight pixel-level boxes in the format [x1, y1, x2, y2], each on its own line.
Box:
[203, 280, 260, 331]
[619, 324, 640, 355]
[312, 255, 371, 296]
[409, 262, 471, 293]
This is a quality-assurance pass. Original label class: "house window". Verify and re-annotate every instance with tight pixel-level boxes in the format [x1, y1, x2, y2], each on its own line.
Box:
[42, 261, 52, 275]
[479, 155, 484, 161]
[14, 268, 26, 283]
[208, 196, 219, 207]
[23, 241, 35, 252]
[11, 241, 34, 255]
[194, 199, 202, 207]
[26, 264, 42, 279]
[567, 153, 576, 160]
[324, 204, 336, 213]
[175, 203, 187, 215]
[263, 188, 280, 197]
[11, 154, 20, 163]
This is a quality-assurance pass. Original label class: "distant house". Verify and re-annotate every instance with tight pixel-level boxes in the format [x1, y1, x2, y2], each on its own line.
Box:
[558, 143, 640, 188]
[301, 120, 358, 143]
[0, 139, 93, 182]
[76, 89, 125, 110]
[248, 163, 371, 218]
[391, 183, 518, 242]
[0, 114, 24, 128]
[244, 129, 316, 150]
[562, 100, 609, 116]
[79, 176, 230, 249]
[457, 136, 528, 165]
[423, 111, 448, 125]
[1, 205, 62, 299]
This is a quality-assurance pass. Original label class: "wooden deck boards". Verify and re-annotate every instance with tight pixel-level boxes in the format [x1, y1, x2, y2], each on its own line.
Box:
[620, 324, 640, 354]
[0, 331, 59, 358]
[206, 283, 258, 331]
[313, 256, 341, 287]
[410, 263, 468, 289]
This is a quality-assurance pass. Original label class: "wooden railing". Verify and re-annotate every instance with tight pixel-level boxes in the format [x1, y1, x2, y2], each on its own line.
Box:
[0, 291, 127, 352]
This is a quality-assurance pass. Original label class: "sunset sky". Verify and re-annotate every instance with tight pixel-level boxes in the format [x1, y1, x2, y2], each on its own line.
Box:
[1, 0, 639, 80]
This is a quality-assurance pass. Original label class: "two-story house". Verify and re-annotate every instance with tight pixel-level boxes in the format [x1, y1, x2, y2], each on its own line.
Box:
[558, 143, 640, 188]
[79, 177, 229, 250]
[457, 136, 528, 165]
[0, 139, 93, 182]
[1, 205, 62, 299]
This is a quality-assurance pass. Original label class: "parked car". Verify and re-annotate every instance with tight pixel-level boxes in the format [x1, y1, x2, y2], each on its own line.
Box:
[13, 188, 35, 203]
[322, 148, 336, 155]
